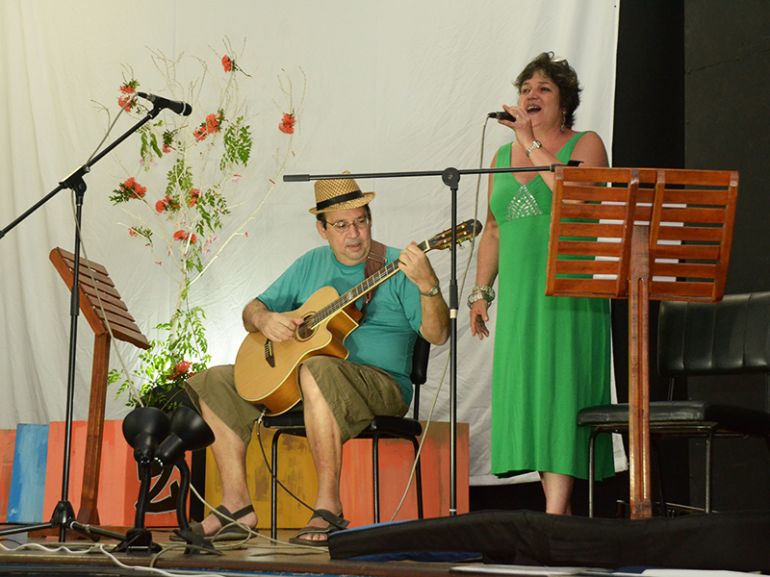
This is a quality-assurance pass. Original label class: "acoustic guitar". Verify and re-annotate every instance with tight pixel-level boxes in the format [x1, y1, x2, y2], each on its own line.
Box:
[233, 219, 482, 415]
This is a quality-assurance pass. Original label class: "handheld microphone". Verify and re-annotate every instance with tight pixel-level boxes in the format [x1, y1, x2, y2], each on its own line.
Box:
[136, 92, 193, 116]
[488, 111, 515, 122]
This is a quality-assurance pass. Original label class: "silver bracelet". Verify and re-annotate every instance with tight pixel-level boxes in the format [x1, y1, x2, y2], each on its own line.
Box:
[467, 285, 495, 308]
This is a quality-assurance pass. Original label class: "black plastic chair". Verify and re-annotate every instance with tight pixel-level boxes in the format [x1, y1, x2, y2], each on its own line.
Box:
[578, 292, 770, 517]
[262, 336, 430, 539]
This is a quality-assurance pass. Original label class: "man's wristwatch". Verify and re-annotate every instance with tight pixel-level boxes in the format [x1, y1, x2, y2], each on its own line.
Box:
[420, 284, 441, 297]
[526, 139, 542, 157]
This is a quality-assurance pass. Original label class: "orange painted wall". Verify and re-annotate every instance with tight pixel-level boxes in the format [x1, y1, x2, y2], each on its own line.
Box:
[0, 429, 17, 522]
[43, 421, 187, 527]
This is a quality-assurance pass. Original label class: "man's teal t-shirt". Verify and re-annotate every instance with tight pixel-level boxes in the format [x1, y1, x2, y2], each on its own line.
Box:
[256, 245, 422, 404]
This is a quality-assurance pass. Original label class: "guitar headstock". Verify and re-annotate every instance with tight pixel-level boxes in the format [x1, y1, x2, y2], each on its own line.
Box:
[426, 219, 483, 252]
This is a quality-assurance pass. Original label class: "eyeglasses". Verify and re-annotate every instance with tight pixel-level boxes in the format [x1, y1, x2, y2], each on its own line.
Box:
[328, 216, 371, 233]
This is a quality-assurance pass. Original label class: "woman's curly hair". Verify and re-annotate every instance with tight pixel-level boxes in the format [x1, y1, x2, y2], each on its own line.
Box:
[514, 52, 581, 129]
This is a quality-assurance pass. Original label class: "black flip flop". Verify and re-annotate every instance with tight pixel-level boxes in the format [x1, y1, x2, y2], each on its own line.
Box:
[170, 503, 257, 541]
[288, 508, 349, 547]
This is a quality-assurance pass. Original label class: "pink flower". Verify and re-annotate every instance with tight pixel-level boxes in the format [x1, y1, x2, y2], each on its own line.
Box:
[128, 227, 138, 237]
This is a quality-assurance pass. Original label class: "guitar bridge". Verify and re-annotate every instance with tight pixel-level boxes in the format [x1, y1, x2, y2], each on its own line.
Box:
[264, 339, 275, 368]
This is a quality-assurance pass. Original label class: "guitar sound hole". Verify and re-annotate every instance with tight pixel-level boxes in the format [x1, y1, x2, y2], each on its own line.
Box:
[296, 318, 315, 341]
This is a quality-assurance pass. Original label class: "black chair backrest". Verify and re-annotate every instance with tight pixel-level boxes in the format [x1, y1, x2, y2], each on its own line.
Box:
[410, 335, 431, 419]
[410, 335, 431, 386]
[658, 292, 770, 377]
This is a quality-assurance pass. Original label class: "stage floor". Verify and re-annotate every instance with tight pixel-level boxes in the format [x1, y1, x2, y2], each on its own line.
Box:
[3, 512, 768, 576]
[0, 528, 485, 577]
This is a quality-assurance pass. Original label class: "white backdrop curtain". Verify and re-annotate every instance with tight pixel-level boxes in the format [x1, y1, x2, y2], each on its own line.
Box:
[0, 0, 620, 485]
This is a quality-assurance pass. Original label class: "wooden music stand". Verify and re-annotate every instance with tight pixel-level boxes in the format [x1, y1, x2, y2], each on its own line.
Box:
[49, 247, 150, 525]
[545, 166, 738, 519]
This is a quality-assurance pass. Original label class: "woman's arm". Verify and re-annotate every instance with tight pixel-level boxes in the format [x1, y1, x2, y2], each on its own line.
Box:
[469, 166, 500, 340]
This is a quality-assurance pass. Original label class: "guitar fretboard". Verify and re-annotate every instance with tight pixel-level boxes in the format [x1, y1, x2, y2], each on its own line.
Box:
[307, 239, 430, 329]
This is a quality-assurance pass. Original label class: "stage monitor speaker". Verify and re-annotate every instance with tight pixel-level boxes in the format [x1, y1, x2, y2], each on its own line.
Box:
[328, 509, 770, 572]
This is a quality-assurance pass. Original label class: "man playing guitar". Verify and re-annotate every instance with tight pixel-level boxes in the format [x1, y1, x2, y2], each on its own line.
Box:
[185, 175, 450, 546]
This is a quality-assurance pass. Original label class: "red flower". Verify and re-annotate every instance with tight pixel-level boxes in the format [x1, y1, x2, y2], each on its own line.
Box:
[120, 81, 137, 94]
[221, 55, 234, 73]
[118, 95, 134, 112]
[278, 112, 296, 134]
[155, 195, 179, 213]
[128, 227, 138, 237]
[122, 177, 146, 199]
[193, 111, 224, 141]
[193, 126, 207, 142]
[174, 360, 192, 377]
[187, 188, 201, 207]
[173, 230, 197, 244]
[117, 80, 138, 111]
[161, 143, 173, 154]
[205, 113, 221, 134]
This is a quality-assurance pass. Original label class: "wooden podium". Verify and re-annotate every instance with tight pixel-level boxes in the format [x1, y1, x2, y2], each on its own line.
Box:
[545, 167, 738, 518]
[49, 247, 150, 524]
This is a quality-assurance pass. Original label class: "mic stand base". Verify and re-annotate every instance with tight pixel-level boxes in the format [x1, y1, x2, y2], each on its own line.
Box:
[0, 500, 126, 542]
[172, 528, 219, 556]
[113, 528, 162, 554]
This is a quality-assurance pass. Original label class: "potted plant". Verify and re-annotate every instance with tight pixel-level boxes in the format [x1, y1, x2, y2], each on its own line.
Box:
[107, 43, 304, 411]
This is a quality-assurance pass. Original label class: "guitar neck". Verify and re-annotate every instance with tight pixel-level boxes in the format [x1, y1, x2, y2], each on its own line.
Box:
[309, 240, 430, 328]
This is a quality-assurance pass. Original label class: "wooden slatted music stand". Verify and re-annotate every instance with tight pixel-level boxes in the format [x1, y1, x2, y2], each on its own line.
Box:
[545, 166, 738, 519]
[49, 247, 150, 525]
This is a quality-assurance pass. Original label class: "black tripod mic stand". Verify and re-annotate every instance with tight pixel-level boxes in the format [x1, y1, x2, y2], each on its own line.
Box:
[0, 102, 172, 542]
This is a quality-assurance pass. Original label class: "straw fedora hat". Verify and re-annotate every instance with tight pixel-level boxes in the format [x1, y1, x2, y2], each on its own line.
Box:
[309, 172, 375, 215]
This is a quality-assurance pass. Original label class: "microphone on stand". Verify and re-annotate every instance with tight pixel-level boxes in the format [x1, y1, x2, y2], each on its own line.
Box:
[136, 92, 193, 116]
[488, 111, 515, 122]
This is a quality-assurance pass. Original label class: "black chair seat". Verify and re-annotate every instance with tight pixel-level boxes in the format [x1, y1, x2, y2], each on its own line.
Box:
[365, 415, 422, 437]
[579, 401, 770, 436]
[263, 412, 423, 437]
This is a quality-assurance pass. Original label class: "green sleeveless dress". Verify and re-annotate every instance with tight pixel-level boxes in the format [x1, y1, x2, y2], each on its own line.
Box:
[489, 133, 614, 480]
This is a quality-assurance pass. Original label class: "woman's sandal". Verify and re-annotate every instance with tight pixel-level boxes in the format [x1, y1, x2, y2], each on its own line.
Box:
[288, 508, 349, 547]
[170, 503, 257, 541]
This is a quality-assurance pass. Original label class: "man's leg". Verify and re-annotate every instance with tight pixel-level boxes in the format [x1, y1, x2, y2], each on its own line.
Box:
[198, 399, 257, 534]
[296, 364, 344, 542]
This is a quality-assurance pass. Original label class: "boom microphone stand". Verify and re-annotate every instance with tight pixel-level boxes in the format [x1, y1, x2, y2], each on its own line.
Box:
[284, 161, 576, 516]
[0, 96, 189, 542]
